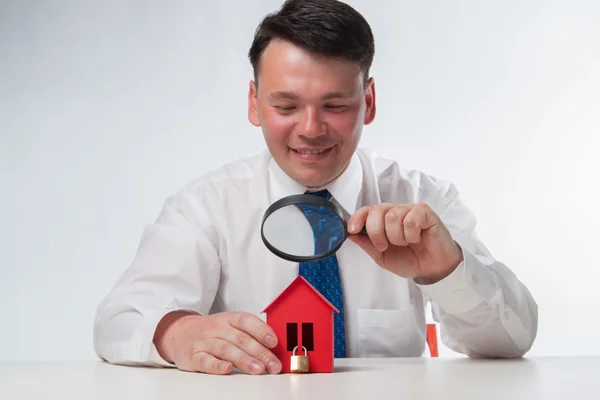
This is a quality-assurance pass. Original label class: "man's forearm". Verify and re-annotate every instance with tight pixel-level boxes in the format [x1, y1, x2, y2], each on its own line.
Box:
[417, 248, 538, 358]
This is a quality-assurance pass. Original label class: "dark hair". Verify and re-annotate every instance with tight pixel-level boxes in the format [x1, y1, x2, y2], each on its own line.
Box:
[248, 0, 375, 88]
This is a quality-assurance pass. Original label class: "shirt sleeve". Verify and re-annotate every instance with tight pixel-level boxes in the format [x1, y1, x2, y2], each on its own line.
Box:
[415, 186, 538, 358]
[93, 189, 221, 367]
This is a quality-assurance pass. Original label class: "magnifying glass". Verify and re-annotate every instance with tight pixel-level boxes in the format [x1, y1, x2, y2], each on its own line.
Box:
[260, 194, 367, 262]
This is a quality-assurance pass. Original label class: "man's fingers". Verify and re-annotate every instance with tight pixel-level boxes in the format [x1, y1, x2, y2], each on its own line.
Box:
[221, 327, 282, 374]
[229, 312, 278, 349]
[365, 206, 390, 251]
[197, 338, 266, 375]
[404, 204, 433, 243]
[384, 206, 411, 246]
[228, 312, 281, 374]
[347, 206, 370, 234]
[187, 351, 232, 375]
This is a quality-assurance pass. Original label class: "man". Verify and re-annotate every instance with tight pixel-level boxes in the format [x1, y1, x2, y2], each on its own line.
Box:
[94, 0, 538, 375]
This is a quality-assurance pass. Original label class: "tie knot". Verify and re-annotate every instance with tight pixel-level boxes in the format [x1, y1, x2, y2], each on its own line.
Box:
[305, 189, 332, 200]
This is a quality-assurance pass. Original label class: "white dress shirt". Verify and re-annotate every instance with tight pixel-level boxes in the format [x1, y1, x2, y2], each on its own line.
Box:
[93, 148, 538, 367]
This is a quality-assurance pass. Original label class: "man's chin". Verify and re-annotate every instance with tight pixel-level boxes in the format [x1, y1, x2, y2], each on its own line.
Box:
[275, 156, 340, 187]
[291, 170, 335, 189]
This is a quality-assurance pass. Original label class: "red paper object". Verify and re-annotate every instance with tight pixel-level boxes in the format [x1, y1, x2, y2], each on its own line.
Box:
[427, 323, 439, 357]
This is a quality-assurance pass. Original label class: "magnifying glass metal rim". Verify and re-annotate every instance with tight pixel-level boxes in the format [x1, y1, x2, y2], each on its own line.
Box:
[260, 194, 349, 263]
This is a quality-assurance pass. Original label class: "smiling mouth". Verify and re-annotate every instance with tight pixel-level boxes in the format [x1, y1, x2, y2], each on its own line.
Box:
[290, 144, 335, 153]
[294, 148, 328, 155]
[289, 146, 334, 161]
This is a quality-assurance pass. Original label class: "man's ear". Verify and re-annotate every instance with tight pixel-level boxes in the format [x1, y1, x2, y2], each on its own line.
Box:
[248, 80, 261, 127]
[363, 77, 376, 125]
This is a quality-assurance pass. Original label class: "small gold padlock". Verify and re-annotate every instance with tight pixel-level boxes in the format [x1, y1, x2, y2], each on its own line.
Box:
[290, 345, 309, 373]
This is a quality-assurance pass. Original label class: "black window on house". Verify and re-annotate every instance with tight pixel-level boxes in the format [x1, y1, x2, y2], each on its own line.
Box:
[286, 322, 298, 351]
[302, 322, 314, 351]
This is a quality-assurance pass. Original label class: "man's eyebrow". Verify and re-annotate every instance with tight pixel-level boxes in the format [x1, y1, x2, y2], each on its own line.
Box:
[321, 91, 355, 100]
[266, 91, 356, 101]
[267, 91, 300, 101]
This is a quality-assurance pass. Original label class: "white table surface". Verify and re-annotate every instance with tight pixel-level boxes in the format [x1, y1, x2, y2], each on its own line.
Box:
[1, 357, 598, 400]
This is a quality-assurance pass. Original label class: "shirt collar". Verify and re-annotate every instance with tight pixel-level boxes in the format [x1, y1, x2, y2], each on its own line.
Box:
[267, 151, 363, 217]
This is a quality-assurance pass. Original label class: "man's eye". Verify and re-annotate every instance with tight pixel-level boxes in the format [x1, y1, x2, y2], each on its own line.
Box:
[325, 104, 347, 110]
[275, 106, 296, 111]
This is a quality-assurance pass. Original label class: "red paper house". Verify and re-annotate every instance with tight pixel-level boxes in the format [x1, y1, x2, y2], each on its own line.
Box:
[262, 276, 339, 373]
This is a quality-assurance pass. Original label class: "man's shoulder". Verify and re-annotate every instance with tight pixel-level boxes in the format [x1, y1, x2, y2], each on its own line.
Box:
[176, 150, 270, 198]
[356, 148, 459, 204]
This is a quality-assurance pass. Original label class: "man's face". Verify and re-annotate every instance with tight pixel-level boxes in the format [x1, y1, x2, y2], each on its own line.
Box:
[248, 39, 376, 188]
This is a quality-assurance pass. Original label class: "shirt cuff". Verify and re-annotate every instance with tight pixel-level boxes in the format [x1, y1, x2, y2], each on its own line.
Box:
[415, 246, 496, 314]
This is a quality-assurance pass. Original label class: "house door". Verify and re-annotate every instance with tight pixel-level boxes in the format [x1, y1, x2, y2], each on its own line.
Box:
[286, 322, 314, 352]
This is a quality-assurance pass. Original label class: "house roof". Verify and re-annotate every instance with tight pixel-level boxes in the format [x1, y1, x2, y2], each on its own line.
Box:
[261, 276, 340, 314]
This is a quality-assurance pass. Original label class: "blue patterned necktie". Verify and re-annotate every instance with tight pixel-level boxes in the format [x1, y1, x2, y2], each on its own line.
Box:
[297, 189, 346, 358]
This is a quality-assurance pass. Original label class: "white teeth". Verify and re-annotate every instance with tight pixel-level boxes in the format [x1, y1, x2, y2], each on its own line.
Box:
[297, 149, 326, 154]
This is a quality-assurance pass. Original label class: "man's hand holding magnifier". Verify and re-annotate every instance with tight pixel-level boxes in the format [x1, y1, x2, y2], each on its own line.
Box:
[347, 203, 464, 284]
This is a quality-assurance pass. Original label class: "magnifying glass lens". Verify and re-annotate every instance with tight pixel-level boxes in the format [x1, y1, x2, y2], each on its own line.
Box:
[261, 201, 346, 260]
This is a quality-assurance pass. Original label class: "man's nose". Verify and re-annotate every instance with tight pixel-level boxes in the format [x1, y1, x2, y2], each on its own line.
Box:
[299, 108, 326, 138]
